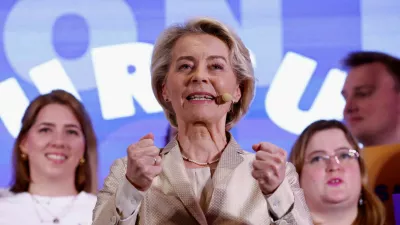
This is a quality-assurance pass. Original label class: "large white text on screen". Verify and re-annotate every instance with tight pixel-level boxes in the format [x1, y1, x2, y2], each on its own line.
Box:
[0, 0, 346, 137]
[0, 47, 346, 137]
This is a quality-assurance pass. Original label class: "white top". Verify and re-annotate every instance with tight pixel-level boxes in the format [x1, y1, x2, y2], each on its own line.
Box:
[0, 189, 13, 198]
[0, 191, 97, 225]
[185, 167, 214, 212]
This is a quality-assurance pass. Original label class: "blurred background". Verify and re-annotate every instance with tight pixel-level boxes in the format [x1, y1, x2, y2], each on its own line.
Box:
[0, 0, 399, 189]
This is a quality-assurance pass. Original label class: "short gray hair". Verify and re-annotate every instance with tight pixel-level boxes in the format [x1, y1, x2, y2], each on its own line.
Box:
[151, 17, 255, 130]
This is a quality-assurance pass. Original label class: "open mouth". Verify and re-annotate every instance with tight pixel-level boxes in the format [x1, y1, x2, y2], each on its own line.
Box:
[45, 153, 68, 163]
[327, 178, 343, 186]
[186, 93, 215, 101]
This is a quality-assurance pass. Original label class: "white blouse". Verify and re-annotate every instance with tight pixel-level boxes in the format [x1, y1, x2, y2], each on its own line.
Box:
[185, 167, 214, 213]
[0, 191, 97, 225]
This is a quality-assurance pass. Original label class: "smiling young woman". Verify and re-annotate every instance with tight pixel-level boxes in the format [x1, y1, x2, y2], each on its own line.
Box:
[0, 90, 98, 225]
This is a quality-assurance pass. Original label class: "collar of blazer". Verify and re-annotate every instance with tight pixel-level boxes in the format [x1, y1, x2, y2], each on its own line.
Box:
[155, 132, 247, 225]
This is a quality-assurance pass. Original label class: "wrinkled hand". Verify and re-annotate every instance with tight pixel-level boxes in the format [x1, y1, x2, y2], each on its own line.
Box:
[251, 142, 287, 195]
[126, 133, 162, 191]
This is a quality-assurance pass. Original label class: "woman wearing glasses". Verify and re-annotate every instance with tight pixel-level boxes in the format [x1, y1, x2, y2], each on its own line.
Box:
[289, 120, 385, 225]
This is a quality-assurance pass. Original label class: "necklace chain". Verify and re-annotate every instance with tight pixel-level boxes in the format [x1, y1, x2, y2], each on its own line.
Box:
[31, 194, 78, 224]
[181, 155, 220, 166]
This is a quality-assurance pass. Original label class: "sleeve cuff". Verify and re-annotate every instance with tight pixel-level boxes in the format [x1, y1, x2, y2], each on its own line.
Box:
[115, 176, 146, 219]
[265, 176, 294, 219]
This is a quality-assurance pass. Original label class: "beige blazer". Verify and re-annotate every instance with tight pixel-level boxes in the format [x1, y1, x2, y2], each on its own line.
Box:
[92, 136, 312, 225]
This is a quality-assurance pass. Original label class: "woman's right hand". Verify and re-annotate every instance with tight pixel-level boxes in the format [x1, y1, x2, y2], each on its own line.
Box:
[125, 133, 162, 191]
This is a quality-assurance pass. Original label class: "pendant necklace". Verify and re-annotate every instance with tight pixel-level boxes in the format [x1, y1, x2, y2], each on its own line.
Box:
[31, 194, 78, 224]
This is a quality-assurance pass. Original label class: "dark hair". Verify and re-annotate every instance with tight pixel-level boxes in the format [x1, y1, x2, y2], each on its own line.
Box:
[10, 90, 98, 194]
[342, 51, 400, 88]
[289, 119, 385, 225]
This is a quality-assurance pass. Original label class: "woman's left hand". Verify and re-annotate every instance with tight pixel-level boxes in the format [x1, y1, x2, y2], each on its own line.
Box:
[251, 142, 287, 195]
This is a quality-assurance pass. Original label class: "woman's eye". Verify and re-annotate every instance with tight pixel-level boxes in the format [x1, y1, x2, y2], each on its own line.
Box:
[39, 128, 50, 133]
[67, 130, 79, 135]
[210, 63, 224, 70]
[310, 156, 324, 163]
[178, 64, 192, 71]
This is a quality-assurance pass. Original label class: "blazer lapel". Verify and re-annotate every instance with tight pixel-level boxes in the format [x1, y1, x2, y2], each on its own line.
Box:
[206, 135, 244, 222]
[161, 140, 208, 225]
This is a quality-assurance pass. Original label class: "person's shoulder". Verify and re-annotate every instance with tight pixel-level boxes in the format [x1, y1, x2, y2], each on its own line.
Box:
[285, 162, 296, 170]
[0, 193, 24, 222]
[0, 188, 13, 198]
[106, 157, 128, 172]
[77, 192, 98, 205]
[113, 157, 128, 171]
[79, 191, 97, 199]
[113, 156, 128, 165]
[0, 192, 29, 206]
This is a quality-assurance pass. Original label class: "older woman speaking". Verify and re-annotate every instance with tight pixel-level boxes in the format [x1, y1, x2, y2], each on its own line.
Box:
[92, 17, 312, 225]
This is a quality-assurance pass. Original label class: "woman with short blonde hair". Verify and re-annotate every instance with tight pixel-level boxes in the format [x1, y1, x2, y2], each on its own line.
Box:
[151, 17, 255, 130]
[92, 17, 312, 225]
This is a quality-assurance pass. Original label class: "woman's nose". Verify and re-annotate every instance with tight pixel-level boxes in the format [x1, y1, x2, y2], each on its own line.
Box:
[190, 67, 209, 84]
[50, 133, 66, 148]
[326, 156, 342, 172]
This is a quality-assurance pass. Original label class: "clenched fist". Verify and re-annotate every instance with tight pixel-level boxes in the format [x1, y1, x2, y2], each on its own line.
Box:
[126, 133, 162, 191]
[251, 142, 287, 195]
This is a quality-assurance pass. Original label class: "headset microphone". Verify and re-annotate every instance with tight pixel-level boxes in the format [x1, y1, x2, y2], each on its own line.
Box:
[221, 93, 232, 103]
[215, 93, 233, 105]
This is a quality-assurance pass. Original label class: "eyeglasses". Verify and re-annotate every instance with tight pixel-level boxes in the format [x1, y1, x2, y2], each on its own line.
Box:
[305, 149, 360, 167]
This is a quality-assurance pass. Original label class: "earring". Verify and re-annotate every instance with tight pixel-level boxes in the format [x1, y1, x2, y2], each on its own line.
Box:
[20, 145, 28, 160]
[79, 158, 85, 165]
[359, 197, 364, 206]
[21, 153, 28, 160]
